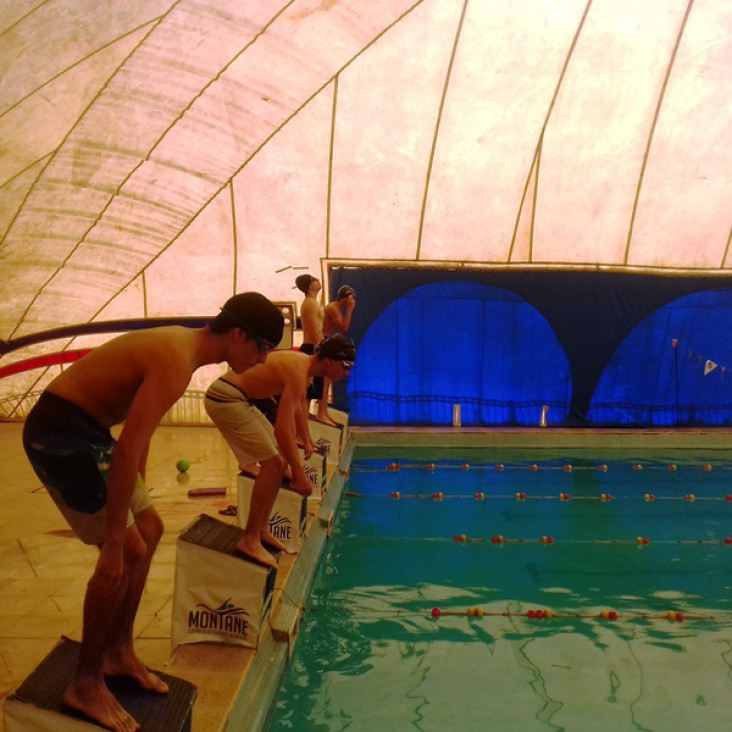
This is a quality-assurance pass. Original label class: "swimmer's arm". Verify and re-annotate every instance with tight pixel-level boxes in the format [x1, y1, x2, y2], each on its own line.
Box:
[325, 301, 352, 334]
[340, 295, 355, 332]
[138, 442, 150, 481]
[295, 392, 316, 458]
[105, 369, 186, 549]
[274, 378, 311, 492]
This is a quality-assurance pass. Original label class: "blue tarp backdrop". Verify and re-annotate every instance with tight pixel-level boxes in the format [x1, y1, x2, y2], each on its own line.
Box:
[329, 269, 732, 427]
[345, 281, 570, 425]
[590, 290, 732, 426]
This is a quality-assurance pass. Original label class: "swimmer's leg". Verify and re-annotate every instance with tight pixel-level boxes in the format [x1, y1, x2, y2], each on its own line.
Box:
[236, 453, 285, 569]
[102, 506, 169, 695]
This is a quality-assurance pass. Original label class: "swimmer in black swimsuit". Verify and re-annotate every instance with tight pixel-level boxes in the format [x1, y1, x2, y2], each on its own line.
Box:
[22, 292, 283, 732]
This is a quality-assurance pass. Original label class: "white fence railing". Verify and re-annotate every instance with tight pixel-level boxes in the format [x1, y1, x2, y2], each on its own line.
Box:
[1, 390, 214, 426]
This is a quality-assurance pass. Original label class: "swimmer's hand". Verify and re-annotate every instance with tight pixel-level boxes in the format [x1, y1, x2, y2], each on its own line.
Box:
[303, 441, 319, 460]
[293, 474, 313, 498]
[91, 541, 125, 596]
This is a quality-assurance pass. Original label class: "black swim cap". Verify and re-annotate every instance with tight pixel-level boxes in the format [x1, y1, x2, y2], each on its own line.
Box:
[337, 286, 355, 300]
[317, 334, 356, 362]
[295, 274, 316, 293]
[216, 292, 284, 346]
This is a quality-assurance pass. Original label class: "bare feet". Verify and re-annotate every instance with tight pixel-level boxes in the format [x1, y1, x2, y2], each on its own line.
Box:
[262, 530, 297, 555]
[103, 650, 169, 694]
[316, 411, 338, 427]
[235, 536, 278, 568]
[64, 679, 140, 732]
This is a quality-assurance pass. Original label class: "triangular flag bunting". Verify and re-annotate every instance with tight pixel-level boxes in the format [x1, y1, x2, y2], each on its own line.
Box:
[704, 360, 718, 375]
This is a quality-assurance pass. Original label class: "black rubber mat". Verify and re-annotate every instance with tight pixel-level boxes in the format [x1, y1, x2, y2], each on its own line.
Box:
[9, 636, 197, 731]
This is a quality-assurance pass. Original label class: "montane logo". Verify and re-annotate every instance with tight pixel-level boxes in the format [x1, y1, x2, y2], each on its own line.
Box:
[306, 464, 320, 486]
[270, 512, 292, 540]
[188, 599, 250, 640]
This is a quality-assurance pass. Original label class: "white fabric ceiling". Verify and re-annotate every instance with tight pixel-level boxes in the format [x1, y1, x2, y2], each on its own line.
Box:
[1, 0, 730, 408]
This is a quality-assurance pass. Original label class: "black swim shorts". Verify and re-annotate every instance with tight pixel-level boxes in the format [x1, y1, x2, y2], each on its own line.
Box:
[23, 391, 114, 515]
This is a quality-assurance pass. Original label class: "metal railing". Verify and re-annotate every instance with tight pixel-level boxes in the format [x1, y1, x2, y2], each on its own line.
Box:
[1, 390, 213, 425]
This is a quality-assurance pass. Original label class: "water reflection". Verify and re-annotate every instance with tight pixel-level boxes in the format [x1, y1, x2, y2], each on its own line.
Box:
[268, 451, 732, 731]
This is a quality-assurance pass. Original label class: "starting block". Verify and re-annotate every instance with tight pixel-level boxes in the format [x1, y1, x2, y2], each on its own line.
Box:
[329, 406, 349, 431]
[300, 447, 327, 500]
[4, 636, 196, 732]
[307, 415, 345, 470]
[172, 514, 277, 651]
[236, 472, 306, 552]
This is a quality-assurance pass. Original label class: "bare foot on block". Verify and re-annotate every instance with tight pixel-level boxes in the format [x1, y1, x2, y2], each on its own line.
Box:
[235, 536, 278, 568]
[64, 679, 140, 732]
[104, 650, 169, 694]
[262, 530, 297, 555]
[315, 411, 338, 427]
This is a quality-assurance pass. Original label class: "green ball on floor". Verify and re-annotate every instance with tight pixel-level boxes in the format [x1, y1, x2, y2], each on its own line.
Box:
[176, 459, 190, 473]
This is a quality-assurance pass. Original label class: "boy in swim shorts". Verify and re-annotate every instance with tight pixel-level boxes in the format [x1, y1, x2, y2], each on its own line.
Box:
[23, 292, 283, 732]
[206, 333, 357, 568]
[295, 273, 325, 405]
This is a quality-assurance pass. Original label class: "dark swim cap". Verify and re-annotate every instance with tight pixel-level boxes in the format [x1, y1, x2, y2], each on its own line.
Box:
[337, 286, 355, 300]
[295, 274, 316, 293]
[216, 292, 284, 346]
[317, 334, 356, 362]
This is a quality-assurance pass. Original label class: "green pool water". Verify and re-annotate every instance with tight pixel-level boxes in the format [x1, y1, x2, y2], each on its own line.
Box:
[266, 447, 732, 731]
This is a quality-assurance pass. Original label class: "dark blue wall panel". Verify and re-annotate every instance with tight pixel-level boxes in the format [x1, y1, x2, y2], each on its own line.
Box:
[329, 268, 732, 426]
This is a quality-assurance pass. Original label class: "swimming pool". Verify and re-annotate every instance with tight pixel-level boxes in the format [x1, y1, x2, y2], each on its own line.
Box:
[266, 444, 732, 731]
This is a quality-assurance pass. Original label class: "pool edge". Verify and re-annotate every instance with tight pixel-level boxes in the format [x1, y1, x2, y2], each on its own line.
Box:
[224, 436, 356, 732]
[349, 426, 732, 450]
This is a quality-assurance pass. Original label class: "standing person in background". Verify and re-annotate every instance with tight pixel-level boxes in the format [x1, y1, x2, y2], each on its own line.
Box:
[22, 292, 283, 732]
[323, 285, 356, 339]
[295, 273, 329, 424]
[296, 274, 323, 349]
[319, 285, 357, 425]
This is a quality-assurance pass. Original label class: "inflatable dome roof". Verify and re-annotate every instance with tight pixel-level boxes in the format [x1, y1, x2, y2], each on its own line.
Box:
[1, 0, 730, 420]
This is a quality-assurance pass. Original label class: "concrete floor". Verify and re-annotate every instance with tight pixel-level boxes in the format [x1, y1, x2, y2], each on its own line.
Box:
[0, 421, 318, 731]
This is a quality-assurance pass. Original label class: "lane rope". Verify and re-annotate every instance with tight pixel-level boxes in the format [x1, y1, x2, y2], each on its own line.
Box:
[336, 534, 732, 545]
[344, 491, 732, 502]
[357, 462, 723, 473]
[429, 607, 719, 622]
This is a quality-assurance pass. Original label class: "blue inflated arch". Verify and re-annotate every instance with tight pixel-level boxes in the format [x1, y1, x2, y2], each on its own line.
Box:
[589, 290, 732, 426]
[345, 280, 570, 426]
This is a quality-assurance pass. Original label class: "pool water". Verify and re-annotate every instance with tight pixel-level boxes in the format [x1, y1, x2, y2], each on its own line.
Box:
[266, 447, 732, 731]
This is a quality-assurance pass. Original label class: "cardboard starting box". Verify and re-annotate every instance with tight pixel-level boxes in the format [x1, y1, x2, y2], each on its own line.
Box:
[4, 637, 196, 732]
[172, 514, 277, 651]
[236, 472, 307, 552]
[330, 406, 349, 430]
[300, 447, 327, 500]
[307, 415, 345, 470]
